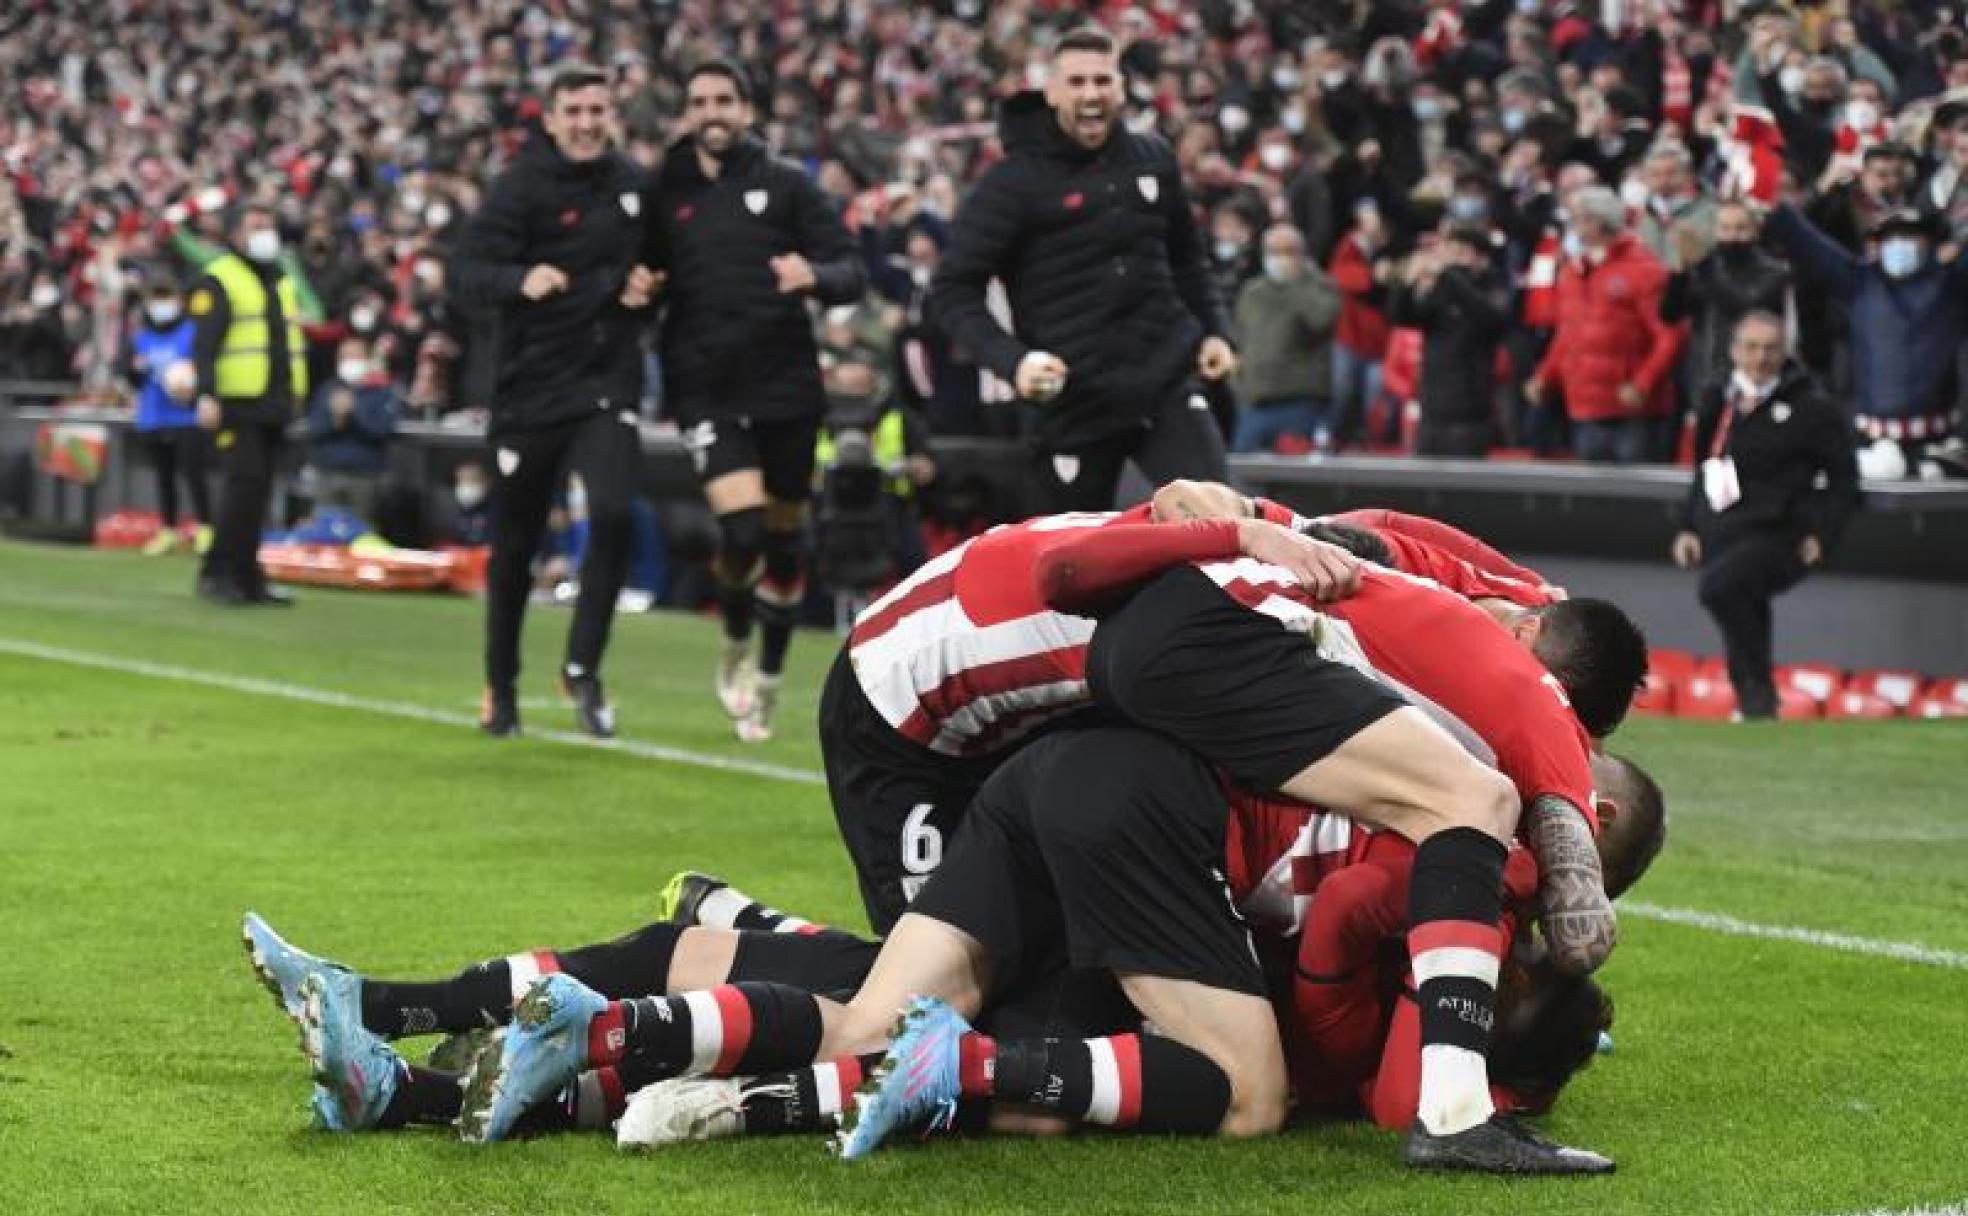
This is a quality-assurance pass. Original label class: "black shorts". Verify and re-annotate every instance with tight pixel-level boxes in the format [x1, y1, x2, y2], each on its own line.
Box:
[1085, 566, 1404, 794]
[818, 647, 1003, 936]
[679, 414, 818, 503]
[726, 929, 882, 1004]
[909, 726, 1266, 999]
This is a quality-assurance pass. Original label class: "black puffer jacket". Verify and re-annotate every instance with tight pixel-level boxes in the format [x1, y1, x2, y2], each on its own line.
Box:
[1389, 265, 1514, 427]
[928, 93, 1229, 451]
[448, 134, 652, 436]
[653, 134, 864, 422]
[1661, 245, 1791, 397]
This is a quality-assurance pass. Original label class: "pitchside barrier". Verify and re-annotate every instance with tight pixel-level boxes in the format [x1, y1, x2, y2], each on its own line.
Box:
[5, 388, 1965, 674]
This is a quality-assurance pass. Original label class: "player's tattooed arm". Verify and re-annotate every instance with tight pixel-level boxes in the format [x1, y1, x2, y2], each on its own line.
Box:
[1526, 795, 1617, 976]
[1149, 479, 1255, 522]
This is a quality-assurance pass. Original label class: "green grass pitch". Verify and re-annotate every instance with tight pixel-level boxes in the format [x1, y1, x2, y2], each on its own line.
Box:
[0, 540, 1964, 1215]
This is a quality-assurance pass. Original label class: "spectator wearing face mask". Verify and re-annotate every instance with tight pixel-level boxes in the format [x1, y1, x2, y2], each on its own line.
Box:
[1766, 205, 1964, 471]
[1526, 186, 1686, 464]
[303, 336, 400, 521]
[187, 202, 309, 606]
[1389, 226, 1513, 457]
[122, 275, 209, 556]
[1326, 199, 1394, 449]
[1661, 201, 1793, 403]
[1230, 224, 1342, 452]
[436, 459, 494, 548]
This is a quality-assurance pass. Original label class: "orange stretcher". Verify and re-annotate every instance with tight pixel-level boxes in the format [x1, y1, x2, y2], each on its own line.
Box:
[258, 543, 488, 594]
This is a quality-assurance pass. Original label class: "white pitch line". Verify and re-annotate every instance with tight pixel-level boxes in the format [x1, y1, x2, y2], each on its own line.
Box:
[1828, 1204, 1968, 1216]
[1621, 902, 1968, 971]
[0, 636, 825, 787]
[8, 635, 1968, 973]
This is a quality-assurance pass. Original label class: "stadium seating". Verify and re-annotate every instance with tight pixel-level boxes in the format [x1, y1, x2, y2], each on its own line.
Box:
[1776, 687, 1821, 720]
[1822, 688, 1899, 719]
[1635, 648, 1698, 716]
[1776, 662, 1845, 705]
[1678, 671, 1739, 720]
[1914, 677, 1968, 719]
[1843, 669, 1925, 712]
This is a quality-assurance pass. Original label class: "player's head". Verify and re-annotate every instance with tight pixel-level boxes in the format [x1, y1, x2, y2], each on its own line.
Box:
[544, 62, 615, 163]
[1588, 750, 1666, 899]
[1294, 518, 1394, 567]
[683, 59, 754, 156]
[1489, 956, 1612, 1114]
[1046, 27, 1123, 151]
[1491, 597, 1648, 738]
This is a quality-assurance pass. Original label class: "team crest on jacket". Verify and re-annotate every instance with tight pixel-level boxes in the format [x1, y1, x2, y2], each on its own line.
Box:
[619, 192, 640, 217]
[1137, 174, 1159, 203]
[745, 189, 768, 214]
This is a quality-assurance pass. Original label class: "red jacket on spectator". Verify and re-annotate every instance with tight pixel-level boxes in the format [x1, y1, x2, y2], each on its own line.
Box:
[1328, 233, 1390, 361]
[1533, 234, 1686, 422]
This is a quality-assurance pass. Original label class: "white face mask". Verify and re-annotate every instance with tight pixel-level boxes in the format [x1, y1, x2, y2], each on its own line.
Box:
[1280, 105, 1307, 134]
[1619, 177, 1651, 211]
[1845, 100, 1879, 130]
[30, 282, 61, 308]
[337, 359, 369, 384]
[1262, 254, 1297, 282]
[350, 305, 379, 332]
[425, 202, 452, 229]
[1258, 143, 1292, 172]
[455, 482, 487, 509]
[244, 228, 282, 262]
[1219, 104, 1251, 135]
[147, 300, 182, 324]
[1880, 236, 1924, 277]
[1779, 65, 1807, 97]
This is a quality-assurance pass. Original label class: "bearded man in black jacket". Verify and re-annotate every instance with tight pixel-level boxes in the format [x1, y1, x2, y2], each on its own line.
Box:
[451, 62, 659, 741]
[650, 60, 865, 743]
[929, 26, 1238, 514]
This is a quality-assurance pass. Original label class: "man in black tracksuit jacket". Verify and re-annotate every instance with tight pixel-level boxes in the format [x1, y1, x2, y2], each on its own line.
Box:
[449, 63, 658, 739]
[650, 60, 864, 743]
[929, 27, 1238, 512]
[1672, 313, 1860, 719]
[1388, 227, 1514, 458]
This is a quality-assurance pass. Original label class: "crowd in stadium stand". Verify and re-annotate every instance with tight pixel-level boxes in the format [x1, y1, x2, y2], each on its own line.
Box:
[5, 0, 1968, 481]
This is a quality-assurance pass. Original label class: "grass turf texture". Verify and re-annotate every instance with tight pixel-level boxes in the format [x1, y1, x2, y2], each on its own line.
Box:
[0, 540, 1964, 1216]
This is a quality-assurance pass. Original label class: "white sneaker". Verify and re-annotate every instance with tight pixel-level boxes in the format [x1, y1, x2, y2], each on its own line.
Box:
[716, 640, 756, 719]
[735, 674, 780, 743]
[616, 1077, 747, 1149]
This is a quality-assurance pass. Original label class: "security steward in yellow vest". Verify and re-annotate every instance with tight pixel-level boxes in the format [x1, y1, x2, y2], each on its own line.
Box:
[191, 203, 309, 605]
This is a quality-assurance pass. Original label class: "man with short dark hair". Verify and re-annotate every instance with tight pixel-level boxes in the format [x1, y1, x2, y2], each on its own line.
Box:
[1672, 312, 1859, 719]
[930, 28, 1238, 512]
[652, 59, 865, 743]
[451, 62, 657, 738]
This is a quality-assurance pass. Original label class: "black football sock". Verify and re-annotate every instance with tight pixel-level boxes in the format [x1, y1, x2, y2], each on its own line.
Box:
[552, 923, 683, 999]
[361, 962, 513, 1038]
[737, 1053, 882, 1134]
[374, 1064, 461, 1130]
[967, 1032, 1231, 1134]
[1407, 826, 1508, 1136]
[591, 982, 825, 1085]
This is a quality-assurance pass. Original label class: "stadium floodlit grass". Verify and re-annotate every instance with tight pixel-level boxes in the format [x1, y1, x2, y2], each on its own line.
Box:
[1, 540, 1965, 1216]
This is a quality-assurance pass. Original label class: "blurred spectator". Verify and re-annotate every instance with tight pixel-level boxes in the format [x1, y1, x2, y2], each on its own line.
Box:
[432, 458, 494, 548]
[1661, 201, 1792, 404]
[303, 336, 400, 522]
[1327, 200, 1393, 448]
[0, 269, 76, 382]
[1766, 204, 1963, 473]
[1231, 223, 1341, 454]
[1390, 226, 1513, 458]
[122, 273, 208, 555]
[1635, 142, 1717, 267]
[1528, 187, 1684, 464]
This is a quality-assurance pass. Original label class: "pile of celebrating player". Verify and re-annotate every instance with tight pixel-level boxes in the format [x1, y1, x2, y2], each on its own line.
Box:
[244, 473, 1661, 1176]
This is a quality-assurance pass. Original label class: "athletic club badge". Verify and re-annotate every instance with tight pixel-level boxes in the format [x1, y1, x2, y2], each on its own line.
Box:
[619, 192, 640, 217]
[745, 190, 768, 214]
[1137, 175, 1159, 203]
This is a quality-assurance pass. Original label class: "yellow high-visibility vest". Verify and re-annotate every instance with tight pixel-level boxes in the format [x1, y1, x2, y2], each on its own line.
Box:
[207, 254, 308, 401]
[816, 408, 912, 497]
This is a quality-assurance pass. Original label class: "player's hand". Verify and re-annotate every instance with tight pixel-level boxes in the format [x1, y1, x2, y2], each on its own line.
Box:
[1015, 351, 1069, 401]
[1523, 377, 1545, 407]
[1671, 530, 1702, 569]
[1799, 534, 1823, 567]
[620, 264, 663, 308]
[1196, 336, 1239, 381]
[1236, 518, 1362, 601]
[770, 253, 816, 294]
[521, 264, 569, 301]
[1617, 382, 1644, 410]
[905, 454, 937, 486]
[195, 395, 221, 431]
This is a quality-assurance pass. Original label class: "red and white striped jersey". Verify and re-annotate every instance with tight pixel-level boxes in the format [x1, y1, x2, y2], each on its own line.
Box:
[1224, 790, 1377, 935]
[1194, 560, 1600, 830]
[848, 503, 1301, 758]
